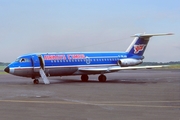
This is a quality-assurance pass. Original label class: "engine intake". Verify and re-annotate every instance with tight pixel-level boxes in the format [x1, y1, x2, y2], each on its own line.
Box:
[118, 58, 142, 67]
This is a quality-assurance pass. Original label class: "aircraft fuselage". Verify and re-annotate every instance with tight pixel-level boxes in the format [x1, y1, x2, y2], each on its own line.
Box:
[6, 52, 143, 78]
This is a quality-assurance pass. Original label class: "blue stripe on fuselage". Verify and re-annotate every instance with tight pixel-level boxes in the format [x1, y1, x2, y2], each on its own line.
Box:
[10, 52, 144, 68]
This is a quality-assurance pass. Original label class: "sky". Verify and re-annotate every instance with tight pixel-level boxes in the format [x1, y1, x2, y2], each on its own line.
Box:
[0, 0, 180, 62]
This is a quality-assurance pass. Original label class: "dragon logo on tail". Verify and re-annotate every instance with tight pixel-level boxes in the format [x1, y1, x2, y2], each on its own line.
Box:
[134, 44, 146, 54]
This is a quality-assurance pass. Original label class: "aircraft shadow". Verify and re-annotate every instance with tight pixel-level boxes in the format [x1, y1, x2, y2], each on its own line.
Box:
[49, 78, 157, 84]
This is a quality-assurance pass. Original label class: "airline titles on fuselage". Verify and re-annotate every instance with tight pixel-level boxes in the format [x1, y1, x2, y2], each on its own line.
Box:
[44, 54, 86, 61]
[43, 54, 128, 64]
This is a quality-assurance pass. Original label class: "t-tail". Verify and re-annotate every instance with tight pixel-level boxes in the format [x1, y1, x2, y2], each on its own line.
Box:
[126, 33, 173, 56]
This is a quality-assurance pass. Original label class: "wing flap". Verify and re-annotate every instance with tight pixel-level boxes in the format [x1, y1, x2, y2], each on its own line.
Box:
[79, 67, 108, 72]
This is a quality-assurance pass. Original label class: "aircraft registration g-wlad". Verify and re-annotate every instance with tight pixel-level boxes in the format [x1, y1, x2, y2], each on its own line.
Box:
[4, 33, 173, 84]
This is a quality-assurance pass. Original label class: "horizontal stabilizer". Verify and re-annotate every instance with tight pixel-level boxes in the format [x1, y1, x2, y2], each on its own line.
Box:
[132, 33, 173, 37]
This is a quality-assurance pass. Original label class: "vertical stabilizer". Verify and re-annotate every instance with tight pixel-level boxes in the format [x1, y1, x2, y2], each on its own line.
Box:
[126, 33, 173, 56]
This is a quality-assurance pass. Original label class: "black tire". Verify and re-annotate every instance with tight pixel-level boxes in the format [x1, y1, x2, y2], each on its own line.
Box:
[98, 75, 107, 82]
[81, 75, 89, 82]
[33, 79, 39, 84]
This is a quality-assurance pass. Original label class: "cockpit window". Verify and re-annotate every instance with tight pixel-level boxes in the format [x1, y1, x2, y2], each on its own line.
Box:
[15, 58, 30, 62]
[21, 58, 26, 62]
[15, 58, 20, 62]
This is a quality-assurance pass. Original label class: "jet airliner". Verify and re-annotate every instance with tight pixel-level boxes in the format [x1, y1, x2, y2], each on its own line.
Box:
[4, 33, 173, 84]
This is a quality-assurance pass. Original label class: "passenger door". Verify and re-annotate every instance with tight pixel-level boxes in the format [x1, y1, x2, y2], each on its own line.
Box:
[31, 55, 40, 72]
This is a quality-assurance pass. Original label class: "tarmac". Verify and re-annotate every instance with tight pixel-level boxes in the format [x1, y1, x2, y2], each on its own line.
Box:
[0, 69, 180, 120]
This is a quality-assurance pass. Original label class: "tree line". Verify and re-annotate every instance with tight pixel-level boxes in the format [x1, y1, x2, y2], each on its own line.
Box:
[141, 61, 180, 65]
[0, 62, 9, 66]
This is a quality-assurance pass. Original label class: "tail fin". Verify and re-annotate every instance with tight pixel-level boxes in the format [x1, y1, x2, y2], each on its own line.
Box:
[126, 33, 173, 56]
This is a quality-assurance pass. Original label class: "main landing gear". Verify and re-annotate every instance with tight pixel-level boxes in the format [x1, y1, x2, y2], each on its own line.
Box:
[81, 74, 107, 82]
[81, 75, 89, 82]
[98, 74, 107, 82]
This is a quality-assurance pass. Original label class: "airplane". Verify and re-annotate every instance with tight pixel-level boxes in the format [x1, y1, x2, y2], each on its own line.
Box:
[4, 33, 173, 84]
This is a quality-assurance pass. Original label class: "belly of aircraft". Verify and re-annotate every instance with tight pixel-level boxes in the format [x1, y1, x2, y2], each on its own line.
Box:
[45, 67, 78, 76]
[13, 67, 34, 77]
[12, 67, 78, 78]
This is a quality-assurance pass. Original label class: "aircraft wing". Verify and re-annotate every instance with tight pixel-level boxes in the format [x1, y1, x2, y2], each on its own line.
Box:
[78, 65, 168, 73]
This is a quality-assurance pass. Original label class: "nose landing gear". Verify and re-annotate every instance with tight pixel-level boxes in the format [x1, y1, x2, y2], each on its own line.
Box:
[33, 79, 39, 84]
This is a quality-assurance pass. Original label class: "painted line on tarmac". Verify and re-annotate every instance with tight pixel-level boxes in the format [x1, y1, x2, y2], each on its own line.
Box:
[91, 101, 180, 103]
[0, 99, 179, 108]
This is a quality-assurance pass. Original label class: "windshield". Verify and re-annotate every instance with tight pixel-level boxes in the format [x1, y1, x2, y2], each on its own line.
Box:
[15, 58, 30, 62]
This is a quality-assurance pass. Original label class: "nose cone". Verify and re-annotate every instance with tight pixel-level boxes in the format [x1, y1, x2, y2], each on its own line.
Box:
[4, 67, 9, 73]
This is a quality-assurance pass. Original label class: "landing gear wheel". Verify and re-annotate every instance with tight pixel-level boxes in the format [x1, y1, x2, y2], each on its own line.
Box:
[98, 75, 107, 82]
[33, 79, 39, 84]
[81, 75, 89, 82]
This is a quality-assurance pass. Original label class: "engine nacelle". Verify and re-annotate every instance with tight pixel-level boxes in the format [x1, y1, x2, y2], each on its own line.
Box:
[118, 58, 143, 67]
